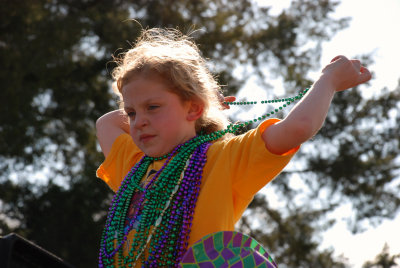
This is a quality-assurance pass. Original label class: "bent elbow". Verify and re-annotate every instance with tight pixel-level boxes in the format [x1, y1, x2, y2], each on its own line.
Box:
[95, 116, 106, 136]
[291, 118, 316, 143]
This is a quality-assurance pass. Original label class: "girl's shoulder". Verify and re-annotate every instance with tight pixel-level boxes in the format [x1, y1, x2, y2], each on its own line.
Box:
[96, 133, 144, 192]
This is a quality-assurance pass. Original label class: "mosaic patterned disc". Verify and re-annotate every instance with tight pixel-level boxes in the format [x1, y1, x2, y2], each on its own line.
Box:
[179, 231, 278, 268]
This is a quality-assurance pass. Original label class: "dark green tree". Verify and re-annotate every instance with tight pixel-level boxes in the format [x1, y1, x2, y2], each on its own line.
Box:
[1, 0, 399, 267]
[363, 243, 400, 268]
[1, 1, 136, 265]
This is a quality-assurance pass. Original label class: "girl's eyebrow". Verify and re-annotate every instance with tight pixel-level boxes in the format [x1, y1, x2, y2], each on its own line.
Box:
[124, 97, 163, 110]
[123, 106, 133, 112]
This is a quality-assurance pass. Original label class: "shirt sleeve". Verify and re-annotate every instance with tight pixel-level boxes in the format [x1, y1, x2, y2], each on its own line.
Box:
[231, 118, 299, 196]
[207, 118, 300, 220]
[96, 133, 144, 192]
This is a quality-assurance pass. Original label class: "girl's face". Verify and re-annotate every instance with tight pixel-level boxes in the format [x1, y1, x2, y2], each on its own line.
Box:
[122, 76, 199, 157]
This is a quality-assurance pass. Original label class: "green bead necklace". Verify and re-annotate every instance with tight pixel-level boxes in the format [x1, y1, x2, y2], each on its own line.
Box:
[221, 88, 309, 134]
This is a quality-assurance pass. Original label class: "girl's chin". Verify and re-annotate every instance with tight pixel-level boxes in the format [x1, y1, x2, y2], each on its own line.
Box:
[140, 142, 188, 158]
[142, 148, 171, 158]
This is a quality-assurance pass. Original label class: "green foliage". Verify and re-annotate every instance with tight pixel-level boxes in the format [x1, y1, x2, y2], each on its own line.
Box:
[0, 0, 133, 173]
[306, 87, 400, 231]
[363, 243, 400, 268]
[0, 0, 398, 267]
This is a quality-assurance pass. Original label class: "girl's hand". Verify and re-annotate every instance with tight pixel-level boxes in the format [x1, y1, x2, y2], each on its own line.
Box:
[217, 91, 236, 110]
[221, 96, 236, 109]
[321, 55, 372, 92]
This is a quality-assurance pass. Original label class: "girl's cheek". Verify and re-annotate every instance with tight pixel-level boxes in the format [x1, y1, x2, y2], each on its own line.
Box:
[129, 124, 136, 136]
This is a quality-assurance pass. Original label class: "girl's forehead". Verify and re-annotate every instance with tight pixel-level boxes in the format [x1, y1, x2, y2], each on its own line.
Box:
[122, 72, 172, 92]
[122, 76, 167, 93]
[122, 76, 188, 103]
[126, 71, 170, 86]
[122, 80, 183, 107]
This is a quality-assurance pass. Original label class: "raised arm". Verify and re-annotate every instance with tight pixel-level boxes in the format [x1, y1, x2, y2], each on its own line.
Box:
[262, 55, 372, 155]
[96, 110, 130, 157]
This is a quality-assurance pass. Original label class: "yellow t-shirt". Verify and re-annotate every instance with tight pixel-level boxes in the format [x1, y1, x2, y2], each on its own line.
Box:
[96, 118, 298, 263]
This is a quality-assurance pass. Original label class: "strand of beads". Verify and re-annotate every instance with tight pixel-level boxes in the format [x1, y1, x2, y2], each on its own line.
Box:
[223, 88, 309, 106]
[123, 139, 210, 267]
[146, 142, 210, 267]
[222, 88, 309, 134]
[99, 145, 182, 267]
[99, 136, 213, 268]
[99, 157, 150, 265]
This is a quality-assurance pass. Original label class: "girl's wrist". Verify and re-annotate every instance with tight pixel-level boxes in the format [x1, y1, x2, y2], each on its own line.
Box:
[315, 73, 337, 95]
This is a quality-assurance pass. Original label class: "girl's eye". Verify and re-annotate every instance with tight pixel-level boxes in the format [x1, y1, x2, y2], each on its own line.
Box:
[148, 105, 159, 110]
[126, 111, 136, 118]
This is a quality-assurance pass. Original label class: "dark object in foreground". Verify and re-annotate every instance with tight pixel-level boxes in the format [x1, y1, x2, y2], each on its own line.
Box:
[0, 233, 75, 268]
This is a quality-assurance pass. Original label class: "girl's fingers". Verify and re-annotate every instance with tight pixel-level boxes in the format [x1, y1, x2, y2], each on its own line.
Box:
[224, 96, 236, 102]
[330, 55, 346, 63]
[358, 66, 372, 84]
[220, 96, 236, 110]
[350, 59, 361, 72]
[327, 55, 371, 89]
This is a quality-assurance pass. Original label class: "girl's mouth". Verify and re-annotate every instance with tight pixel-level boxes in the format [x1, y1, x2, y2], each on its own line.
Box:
[139, 134, 155, 143]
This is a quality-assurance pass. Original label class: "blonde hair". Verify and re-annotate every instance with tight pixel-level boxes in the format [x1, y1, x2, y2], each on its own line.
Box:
[111, 28, 230, 135]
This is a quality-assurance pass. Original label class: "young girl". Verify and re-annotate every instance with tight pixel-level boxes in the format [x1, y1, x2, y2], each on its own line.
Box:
[96, 28, 371, 267]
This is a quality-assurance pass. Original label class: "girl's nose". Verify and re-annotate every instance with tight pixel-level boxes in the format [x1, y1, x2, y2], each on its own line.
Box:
[132, 113, 148, 129]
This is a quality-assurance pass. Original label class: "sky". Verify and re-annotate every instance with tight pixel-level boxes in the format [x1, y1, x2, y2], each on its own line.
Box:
[231, 0, 400, 267]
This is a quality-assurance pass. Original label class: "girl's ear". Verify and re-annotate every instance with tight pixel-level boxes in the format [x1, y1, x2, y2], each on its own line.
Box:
[186, 100, 204, 121]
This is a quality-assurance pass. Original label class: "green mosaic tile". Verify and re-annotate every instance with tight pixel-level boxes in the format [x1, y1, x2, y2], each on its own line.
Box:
[257, 262, 267, 268]
[231, 247, 241, 256]
[243, 254, 256, 267]
[181, 264, 198, 268]
[193, 243, 208, 262]
[212, 255, 225, 267]
[250, 239, 258, 249]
